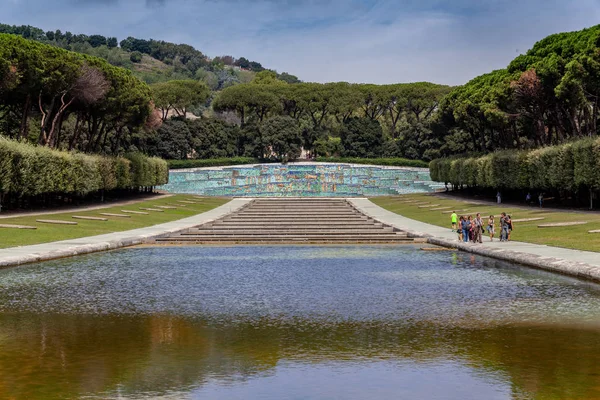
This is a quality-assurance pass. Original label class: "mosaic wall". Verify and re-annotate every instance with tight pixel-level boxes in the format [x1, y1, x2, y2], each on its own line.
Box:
[159, 163, 443, 197]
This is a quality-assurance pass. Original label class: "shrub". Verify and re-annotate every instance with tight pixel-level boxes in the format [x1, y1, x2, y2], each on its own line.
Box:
[315, 157, 428, 168]
[429, 137, 600, 194]
[0, 137, 168, 198]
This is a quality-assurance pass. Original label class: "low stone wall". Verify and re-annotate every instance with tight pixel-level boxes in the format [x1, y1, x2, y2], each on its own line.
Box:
[425, 236, 600, 283]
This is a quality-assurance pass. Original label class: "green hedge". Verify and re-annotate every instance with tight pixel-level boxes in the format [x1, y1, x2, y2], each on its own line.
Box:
[429, 138, 600, 191]
[167, 157, 261, 169]
[168, 157, 429, 169]
[0, 137, 168, 197]
[315, 157, 429, 168]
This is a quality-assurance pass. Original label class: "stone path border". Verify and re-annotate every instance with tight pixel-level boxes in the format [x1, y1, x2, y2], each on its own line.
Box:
[348, 198, 600, 283]
[538, 222, 587, 228]
[0, 224, 37, 229]
[0, 199, 250, 268]
[72, 216, 108, 221]
[37, 219, 78, 225]
[512, 217, 545, 223]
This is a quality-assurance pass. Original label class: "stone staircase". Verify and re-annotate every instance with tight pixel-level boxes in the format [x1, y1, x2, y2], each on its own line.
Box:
[154, 198, 417, 245]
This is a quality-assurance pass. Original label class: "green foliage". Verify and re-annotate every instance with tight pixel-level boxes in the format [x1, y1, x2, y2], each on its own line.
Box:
[0, 33, 153, 152]
[315, 157, 428, 168]
[151, 80, 210, 119]
[130, 51, 143, 63]
[167, 157, 261, 169]
[259, 116, 303, 161]
[188, 119, 241, 158]
[0, 137, 168, 198]
[212, 81, 449, 161]
[429, 137, 600, 193]
[340, 117, 384, 158]
[441, 25, 600, 154]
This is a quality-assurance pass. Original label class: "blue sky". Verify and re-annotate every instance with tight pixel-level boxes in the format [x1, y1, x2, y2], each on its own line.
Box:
[3, 0, 600, 85]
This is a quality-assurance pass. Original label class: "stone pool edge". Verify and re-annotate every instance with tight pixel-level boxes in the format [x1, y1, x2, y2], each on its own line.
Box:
[0, 199, 252, 268]
[348, 198, 600, 283]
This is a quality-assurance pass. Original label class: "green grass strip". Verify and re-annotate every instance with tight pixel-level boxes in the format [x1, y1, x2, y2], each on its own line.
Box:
[0, 195, 228, 249]
[371, 194, 600, 252]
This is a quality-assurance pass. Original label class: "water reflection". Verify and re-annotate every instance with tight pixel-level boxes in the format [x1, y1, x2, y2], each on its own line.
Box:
[0, 246, 599, 399]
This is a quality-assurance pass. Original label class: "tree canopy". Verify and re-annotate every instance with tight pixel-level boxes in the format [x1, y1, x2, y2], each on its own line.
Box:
[0, 33, 153, 153]
[438, 25, 600, 154]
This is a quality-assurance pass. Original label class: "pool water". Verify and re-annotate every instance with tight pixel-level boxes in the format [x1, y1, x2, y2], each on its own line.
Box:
[159, 163, 442, 196]
[0, 246, 599, 399]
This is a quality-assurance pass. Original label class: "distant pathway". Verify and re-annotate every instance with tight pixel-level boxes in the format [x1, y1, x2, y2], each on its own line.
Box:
[350, 198, 600, 283]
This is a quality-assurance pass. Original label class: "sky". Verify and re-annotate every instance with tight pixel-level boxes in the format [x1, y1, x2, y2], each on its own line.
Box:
[2, 0, 600, 85]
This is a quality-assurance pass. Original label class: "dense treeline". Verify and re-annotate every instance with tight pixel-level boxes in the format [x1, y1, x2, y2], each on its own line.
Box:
[0, 34, 155, 153]
[212, 79, 451, 161]
[429, 137, 600, 208]
[438, 25, 600, 154]
[0, 138, 168, 208]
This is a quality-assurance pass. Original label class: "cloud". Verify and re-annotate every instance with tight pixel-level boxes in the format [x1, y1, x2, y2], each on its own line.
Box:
[2, 0, 600, 85]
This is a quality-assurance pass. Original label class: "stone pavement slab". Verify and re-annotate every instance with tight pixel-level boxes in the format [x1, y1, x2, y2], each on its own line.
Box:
[0, 199, 250, 268]
[349, 198, 600, 282]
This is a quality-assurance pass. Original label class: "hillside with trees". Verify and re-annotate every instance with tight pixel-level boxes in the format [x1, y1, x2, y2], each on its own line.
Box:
[0, 23, 299, 87]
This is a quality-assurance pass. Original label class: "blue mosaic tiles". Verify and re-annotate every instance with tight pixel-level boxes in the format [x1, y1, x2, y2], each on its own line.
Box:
[159, 163, 443, 197]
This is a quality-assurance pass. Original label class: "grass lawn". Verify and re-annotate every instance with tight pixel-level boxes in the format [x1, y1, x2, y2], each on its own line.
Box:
[0, 195, 229, 249]
[371, 194, 600, 252]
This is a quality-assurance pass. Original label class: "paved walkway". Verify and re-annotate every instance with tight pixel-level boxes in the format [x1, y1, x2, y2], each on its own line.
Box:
[349, 198, 600, 282]
[0, 199, 251, 268]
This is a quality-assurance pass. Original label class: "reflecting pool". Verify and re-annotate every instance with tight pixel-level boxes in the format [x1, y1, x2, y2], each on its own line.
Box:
[1, 246, 600, 399]
[159, 163, 442, 196]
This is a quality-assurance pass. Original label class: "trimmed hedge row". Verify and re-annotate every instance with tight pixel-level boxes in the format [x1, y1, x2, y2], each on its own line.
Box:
[429, 138, 600, 191]
[167, 157, 261, 169]
[0, 138, 168, 197]
[168, 157, 429, 169]
[315, 157, 429, 168]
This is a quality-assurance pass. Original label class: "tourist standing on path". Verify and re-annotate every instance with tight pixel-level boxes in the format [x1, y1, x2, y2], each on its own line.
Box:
[467, 215, 474, 242]
[496, 191, 502, 204]
[500, 212, 508, 241]
[506, 215, 514, 241]
[461, 216, 470, 243]
[487, 215, 495, 241]
[474, 213, 484, 243]
[451, 211, 458, 230]
[526, 192, 532, 205]
[457, 216, 464, 241]
[538, 193, 544, 208]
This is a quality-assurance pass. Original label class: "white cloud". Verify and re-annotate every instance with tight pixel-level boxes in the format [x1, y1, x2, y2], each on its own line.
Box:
[2, 0, 600, 85]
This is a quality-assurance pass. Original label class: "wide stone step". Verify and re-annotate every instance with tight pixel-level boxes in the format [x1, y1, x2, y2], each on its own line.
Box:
[208, 221, 384, 227]
[182, 229, 400, 235]
[245, 208, 353, 212]
[195, 225, 391, 231]
[154, 198, 410, 245]
[157, 235, 413, 241]
[234, 212, 359, 217]
[156, 239, 415, 244]
[222, 216, 371, 221]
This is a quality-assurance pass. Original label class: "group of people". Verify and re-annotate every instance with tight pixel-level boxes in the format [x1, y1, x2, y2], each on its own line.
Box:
[451, 212, 514, 243]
